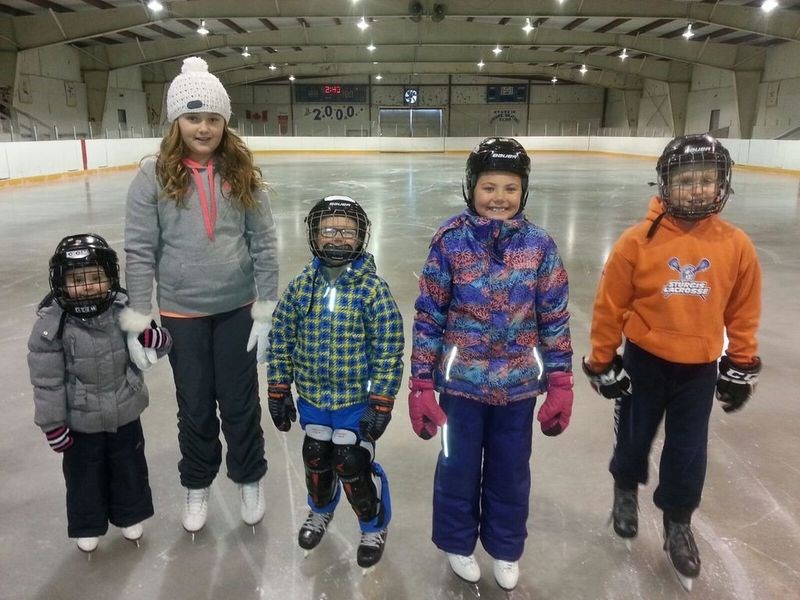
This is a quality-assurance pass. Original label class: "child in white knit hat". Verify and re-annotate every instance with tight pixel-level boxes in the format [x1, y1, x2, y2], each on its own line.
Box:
[124, 56, 279, 535]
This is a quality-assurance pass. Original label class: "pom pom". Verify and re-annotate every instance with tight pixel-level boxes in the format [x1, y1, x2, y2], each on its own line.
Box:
[182, 56, 209, 74]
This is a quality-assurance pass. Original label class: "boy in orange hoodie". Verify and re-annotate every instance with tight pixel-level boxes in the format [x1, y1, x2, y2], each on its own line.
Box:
[582, 134, 762, 591]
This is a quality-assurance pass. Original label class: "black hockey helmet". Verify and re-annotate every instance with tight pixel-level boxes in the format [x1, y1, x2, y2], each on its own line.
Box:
[656, 133, 733, 220]
[463, 137, 531, 213]
[305, 196, 371, 266]
[49, 233, 120, 317]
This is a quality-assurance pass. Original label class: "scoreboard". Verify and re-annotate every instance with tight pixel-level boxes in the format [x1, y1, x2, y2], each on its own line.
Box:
[295, 84, 368, 103]
[486, 84, 528, 103]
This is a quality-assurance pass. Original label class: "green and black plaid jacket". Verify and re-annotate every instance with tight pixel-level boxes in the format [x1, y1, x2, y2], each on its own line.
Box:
[267, 253, 404, 409]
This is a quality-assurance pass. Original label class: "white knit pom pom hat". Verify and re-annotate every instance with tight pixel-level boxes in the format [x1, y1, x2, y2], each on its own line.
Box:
[166, 56, 231, 123]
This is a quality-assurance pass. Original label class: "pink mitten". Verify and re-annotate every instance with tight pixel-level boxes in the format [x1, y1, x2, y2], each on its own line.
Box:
[408, 378, 447, 440]
[537, 372, 574, 436]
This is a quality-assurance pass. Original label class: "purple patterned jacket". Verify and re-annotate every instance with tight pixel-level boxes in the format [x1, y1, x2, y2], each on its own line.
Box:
[411, 210, 572, 405]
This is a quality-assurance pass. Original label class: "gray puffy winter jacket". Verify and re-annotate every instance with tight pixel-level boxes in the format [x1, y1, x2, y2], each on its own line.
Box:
[27, 293, 167, 433]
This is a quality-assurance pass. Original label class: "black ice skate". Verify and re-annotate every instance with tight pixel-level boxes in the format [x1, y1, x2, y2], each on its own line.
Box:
[611, 484, 638, 543]
[663, 517, 701, 592]
[298, 510, 334, 553]
[357, 529, 387, 571]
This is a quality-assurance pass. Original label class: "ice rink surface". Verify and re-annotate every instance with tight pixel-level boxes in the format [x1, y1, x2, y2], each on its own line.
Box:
[1, 151, 798, 599]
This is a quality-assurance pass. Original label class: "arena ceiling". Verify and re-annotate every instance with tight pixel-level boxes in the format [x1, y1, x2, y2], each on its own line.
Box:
[1, 0, 799, 90]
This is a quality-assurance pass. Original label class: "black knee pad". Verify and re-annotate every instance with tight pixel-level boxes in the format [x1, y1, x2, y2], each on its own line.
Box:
[302, 426, 337, 508]
[333, 441, 379, 521]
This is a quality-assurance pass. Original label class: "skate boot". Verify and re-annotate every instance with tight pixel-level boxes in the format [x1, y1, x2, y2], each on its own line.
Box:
[446, 553, 481, 583]
[182, 487, 210, 534]
[121, 522, 143, 544]
[611, 484, 638, 539]
[76, 537, 99, 553]
[493, 559, 520, 591]
[298, 510, 334, 551]
[357, 529, 387, 569]
[240, 477, 265, 526]
[663, 515, 701, 591]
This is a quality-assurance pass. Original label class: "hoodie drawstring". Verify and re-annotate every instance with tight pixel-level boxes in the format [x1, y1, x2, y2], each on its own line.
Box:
[182, 158, 217, 241]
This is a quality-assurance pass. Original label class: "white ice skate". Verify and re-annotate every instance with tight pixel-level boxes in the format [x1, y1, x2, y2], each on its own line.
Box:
[240, 477, 265, 532]
[121, 522, 143, 547]
[446, 553, 481, 583]
[493, 559, 520, 591]
[182, 486, 210, 538]
[76, 536, 98, 554]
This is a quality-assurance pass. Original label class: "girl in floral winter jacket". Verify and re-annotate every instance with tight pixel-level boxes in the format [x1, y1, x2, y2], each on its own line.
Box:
[409, 137, 573, 591]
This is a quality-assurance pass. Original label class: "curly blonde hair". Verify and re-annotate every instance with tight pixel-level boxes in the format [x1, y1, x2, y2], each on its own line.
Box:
[154, 121, 265, 210]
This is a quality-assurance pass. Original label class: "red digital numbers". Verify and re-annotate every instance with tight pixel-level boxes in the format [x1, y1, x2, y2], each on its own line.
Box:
[324, 85, 341, 95]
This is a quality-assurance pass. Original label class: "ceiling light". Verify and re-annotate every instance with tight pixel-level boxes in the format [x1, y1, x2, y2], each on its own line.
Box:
[288, 75, 295, 81]
[375, 74, 383, 80]
[241, 46, 250, 58]
[367, 43, 376, 51]
[551, 76, 558, 84]
[357, 16, 369, 30]
[492, 45, 502, 56]
[620, 48, 628, 61]
[682, 23, 694, 39]
[762, 0, 779, 11]
[579, 64, 588, 75]
[197, 20, 209, 35]
[269, 64, 277, 71]
[146, 0, 163, 11]
[522, 18, 535, 34]
[477, 59, 485, 69]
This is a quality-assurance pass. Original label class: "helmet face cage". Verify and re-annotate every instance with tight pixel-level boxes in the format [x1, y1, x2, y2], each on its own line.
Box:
[49, 233, 120, 317]
[656, 134, 733, 220]
[305, 196, 371, 266]
[464, 137, 531, 213]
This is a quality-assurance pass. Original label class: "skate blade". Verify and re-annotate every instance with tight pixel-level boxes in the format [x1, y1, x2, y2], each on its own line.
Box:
[303, 549, 313, 558]
[674, 571, 694, 592]
[666, 551, 695, 592]
[607, 515, 634, 551]
[361, 566, 375, 576]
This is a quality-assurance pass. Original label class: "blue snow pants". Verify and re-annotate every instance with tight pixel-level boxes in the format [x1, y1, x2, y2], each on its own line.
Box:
[432, 392, 536, 562]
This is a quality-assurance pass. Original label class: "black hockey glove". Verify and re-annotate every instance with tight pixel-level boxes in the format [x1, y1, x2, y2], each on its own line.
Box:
[716, 356, 761, 413]
[582, 355, 632, 399]
[267, 383, 296, 432]
[359, 394, 394, 443]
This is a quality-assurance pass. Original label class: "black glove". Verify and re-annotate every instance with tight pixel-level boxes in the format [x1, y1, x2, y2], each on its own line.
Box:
[45, 426, 74, 453]
[716, 356, 761, 413]
[267, 383, 296, 432]
[359, 394, 394, 443]
[137, 320, 172, 350]
[582, 355, 632, 399]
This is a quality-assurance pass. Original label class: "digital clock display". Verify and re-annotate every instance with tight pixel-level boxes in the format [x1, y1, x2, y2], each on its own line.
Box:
[295, 84, 368, 103]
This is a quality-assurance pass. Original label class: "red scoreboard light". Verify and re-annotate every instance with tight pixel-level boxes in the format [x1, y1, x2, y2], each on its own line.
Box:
[295, 84, 368, 103]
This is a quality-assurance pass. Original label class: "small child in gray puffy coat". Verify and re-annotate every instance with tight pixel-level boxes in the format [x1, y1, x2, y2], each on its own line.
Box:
[27, 233, 171, 553]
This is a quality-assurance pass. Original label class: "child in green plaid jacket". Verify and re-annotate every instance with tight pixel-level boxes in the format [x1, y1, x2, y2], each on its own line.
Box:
[266, 196, 404, 569]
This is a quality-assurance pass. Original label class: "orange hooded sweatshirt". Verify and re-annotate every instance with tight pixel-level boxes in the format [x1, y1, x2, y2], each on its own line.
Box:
[589, 197, 761, 367]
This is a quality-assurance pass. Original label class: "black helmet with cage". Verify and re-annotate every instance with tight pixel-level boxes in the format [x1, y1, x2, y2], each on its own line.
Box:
[305, 195, 371, 266]
[49, 233, 120, 317]
[463, 137, 531, 213]
[656, 133, 733, 220]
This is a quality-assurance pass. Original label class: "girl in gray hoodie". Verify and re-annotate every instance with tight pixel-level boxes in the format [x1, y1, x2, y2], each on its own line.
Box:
[123, 57, 279, 534]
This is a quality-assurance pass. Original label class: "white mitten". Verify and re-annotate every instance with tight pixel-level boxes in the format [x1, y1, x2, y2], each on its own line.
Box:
[127, 333, 158, 371]
[246, 300, 277, 364]
[120, 307, 159, 371]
